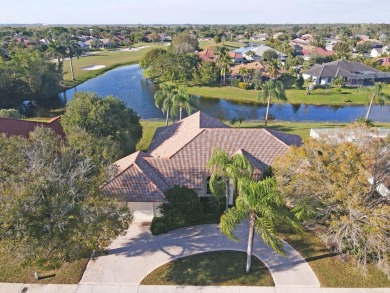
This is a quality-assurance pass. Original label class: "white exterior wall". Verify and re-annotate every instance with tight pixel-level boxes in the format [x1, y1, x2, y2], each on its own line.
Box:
[127, 202, 162, 222]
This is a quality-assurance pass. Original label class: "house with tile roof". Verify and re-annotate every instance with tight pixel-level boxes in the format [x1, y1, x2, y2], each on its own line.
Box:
[0, 116, 65, 138]
[103, 112, 302, 221]
[302, 60, 390, 86]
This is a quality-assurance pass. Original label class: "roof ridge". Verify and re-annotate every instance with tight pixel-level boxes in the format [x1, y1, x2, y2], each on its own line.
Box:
[132, 163, 166, 195]
[262, 128, 290, 148]
[168, 129, 206, 159]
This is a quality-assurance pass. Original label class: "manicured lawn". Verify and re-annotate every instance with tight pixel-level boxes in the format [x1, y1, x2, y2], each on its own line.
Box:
[137, 120, 166, 151]
[62, 45, 161, 86]
[199, 40, 244, 50]
[187, 85, 390, 105]
[141, 250, 274, 286]
[279, 229, 390, 287]
[0, 240, 88, 284]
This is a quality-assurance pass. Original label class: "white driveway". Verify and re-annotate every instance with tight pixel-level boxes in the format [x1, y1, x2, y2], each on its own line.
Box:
[80, 222, 320, 287]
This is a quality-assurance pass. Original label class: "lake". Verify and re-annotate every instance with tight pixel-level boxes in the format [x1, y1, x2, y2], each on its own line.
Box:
[59, 64, 390, 122]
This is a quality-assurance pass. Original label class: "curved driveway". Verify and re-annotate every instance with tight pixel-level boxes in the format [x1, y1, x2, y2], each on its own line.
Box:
[80, 222, 320, 287]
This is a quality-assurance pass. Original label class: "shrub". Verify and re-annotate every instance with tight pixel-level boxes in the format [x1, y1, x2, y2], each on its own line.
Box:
[231, 79, 240, 87]
[238, 82, 250, 90]
[0, 109, 22, 119]
[159, 186, 204, 226]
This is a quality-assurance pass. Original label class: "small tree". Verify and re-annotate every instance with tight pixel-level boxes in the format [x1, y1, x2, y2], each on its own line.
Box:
[365, 82, 390, 120]
[295, 74, 304, 89]
[258, 80, 287, 126]
[331, 76, 344, 93]
[262, 49, 279, 61]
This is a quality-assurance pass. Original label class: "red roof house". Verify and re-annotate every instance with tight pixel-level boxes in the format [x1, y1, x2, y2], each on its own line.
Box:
[0, 116, 65, 138]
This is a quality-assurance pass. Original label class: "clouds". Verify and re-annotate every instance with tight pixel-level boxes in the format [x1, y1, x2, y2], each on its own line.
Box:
[0, 0, 388, 24]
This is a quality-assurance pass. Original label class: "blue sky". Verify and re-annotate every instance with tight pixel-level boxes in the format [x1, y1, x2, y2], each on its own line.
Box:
[1, 0, 389, 24]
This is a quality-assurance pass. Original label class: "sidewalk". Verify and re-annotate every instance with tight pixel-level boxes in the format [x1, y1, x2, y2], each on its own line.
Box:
[1, 283, 389, 293]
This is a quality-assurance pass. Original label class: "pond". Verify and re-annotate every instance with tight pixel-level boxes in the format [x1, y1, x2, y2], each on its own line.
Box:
[57, 64, 390, 122]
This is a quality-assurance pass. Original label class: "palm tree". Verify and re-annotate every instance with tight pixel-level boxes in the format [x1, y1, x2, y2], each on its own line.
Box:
[172, 87, 199, 121]
[214, 45, 231, 85]
[154, 84, 177, 126]
[365, 82, 390, 120]
[239, 67, 248, 82]
[63, 39, 82, 81]
[207, 148, 253, 210]
[258, 80, 287, 126]
[266, 59, 281, 79]
[220, 177, 301, 273]
[47, 40, 66, 65]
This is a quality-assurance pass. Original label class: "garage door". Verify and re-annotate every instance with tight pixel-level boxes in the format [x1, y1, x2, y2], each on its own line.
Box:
[127, 202, 161, 222]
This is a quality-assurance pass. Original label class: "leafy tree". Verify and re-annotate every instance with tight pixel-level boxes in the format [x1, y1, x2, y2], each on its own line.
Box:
[365, 82, 390, 120]
[139, 48, 167, 69]
[333, 41, 351, 59]
[262, 49, 279, 61]
[197, 61, 219, 85]
[62, 92, 142, 156]
[220, 177, 301, 273]
[0, 108, 22, 118]
[207, 148, 253, 210]
[213, 35, 221, 44]
[0, 127, 132, 266]
[171, 32, 199, 54]
[309, 52, 328, 65]
[295, 74, 304, 89]
[46, 40, 66, 65]
[258, 80, 287, 126]
[148, 32, 161, 44]
[273, 132, 390, 277]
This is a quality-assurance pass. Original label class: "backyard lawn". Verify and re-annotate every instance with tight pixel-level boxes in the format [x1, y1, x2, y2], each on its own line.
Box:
[141, 250, 274, 286]
[187, 85, 390, 105]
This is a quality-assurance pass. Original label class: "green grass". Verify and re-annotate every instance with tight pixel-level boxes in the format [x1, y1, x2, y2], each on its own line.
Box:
[137, 120, 166, 151]
[199, 40, 244, 50]
[187, 86, 390, 105]
[62, 45, 162, 86]
[279, 229, 390, 287]
[141, 251, 274, 286]
[0, 240, 88, 284]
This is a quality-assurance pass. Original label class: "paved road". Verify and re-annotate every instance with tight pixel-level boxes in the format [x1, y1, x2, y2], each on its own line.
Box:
[80, 222, 320, 287]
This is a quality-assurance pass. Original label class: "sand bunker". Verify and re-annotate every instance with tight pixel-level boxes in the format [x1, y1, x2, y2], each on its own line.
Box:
[81, 65, 106, 70]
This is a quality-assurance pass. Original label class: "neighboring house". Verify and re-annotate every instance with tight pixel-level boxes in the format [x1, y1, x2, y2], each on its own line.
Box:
[250, 33, 269, 41]
[290, 40, 315, 54]
[310, 127, 390, 197]
[377, 57, 390, 66]
[100, 39, 114, 48]
[302, 60, 390, 86]
[302, 47, 334, 61]
[371, 45, 389, 57]
[235, 45, 284, 61]
[78, 41, 91, 50]
[103, 112, 302, 221]
[198, 49, 216, 62]
[159, 33, 172, 41]
[228, 52, 244, 63]
[0, 116, 65, 138]
[230, 62, 265, 76]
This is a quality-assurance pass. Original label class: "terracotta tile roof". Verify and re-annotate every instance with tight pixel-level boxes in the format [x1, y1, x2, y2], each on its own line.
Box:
[105, 112, 302, 202]
[378, 57, 390, 66]
[0, 116, 65, 138]
[103, 151, 168, 202]
[302, 47, 334, 57]
[198, 49, 216, 62]
[228, 52, 244, 59]
[231, 62, 265, 75]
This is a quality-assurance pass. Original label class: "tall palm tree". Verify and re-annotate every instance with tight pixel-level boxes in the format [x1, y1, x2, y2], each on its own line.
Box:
[258, 80, 287, 126]
[214, 45, 231, 85]
[63, 39, 82, 81]
[47, 40, 66, 65]
[172, 87, 199, 120]
[239, 67, 248, 82]
[220, 177, 301, 273]
[365, 82, 390, 120]
[154, 84, 177, 126]
[207, 148, 253, 210]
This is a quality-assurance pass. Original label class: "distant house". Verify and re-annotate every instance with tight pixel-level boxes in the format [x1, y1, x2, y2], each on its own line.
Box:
[231, 62, 265, 76]
[100, 39, 114, 48]
[0, 116, 65, 138]
[78, 41, 91, 50]
[159, 33, 172, 41]
[103, 112, 301, 221]
[302, 60, 390, 86]
[198, 49, 216, 62]
[228, 52, 244, 63]
[302, 47, 334, 61]
[371, 45, 388, 57]
[377, 57, 390, 67]
[235, 45, 285, 61]
[250, 33, 269, 41]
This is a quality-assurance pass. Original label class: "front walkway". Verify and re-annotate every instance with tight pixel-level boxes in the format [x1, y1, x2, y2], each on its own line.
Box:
[80, 222, 320, 287]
